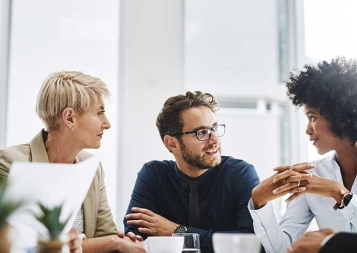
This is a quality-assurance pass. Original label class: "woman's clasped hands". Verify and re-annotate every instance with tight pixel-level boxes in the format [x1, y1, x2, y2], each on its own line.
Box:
[252, 162, 316, 209]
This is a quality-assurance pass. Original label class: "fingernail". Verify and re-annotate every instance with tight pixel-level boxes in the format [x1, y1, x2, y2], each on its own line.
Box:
[272, 189, 277, 194]
[273, 177, 277, 183]
[132, 207, 137, 210]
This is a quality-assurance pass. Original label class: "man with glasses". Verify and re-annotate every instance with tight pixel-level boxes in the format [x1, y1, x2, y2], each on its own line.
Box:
[124, 91, 260, 253]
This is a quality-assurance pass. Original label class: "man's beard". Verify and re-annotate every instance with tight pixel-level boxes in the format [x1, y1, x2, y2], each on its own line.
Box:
[179, 140, 221, 169]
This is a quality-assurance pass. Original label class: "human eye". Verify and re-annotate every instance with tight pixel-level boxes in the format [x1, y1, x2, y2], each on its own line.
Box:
[197, 128, 210, 138]
[309, 116, 317, 122]
[98, 110, 105, 115]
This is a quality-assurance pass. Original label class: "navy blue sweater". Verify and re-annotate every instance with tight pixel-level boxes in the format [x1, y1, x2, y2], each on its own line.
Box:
[124, 156, 260, 253]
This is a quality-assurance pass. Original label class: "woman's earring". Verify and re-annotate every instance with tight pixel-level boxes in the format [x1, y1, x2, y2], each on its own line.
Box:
[70, 126, 74, 132]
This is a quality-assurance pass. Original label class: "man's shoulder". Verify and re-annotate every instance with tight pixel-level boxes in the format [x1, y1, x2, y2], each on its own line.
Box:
[0, 144, 31, 174]
[219, 156, 259, 187]
[142, 160, 176, 170]
[139, 160, 177, 176]
[219, 156, 258, 178]
[221, 156, 254, 170]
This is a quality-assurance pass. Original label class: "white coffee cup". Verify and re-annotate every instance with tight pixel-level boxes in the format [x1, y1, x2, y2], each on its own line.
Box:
[212, 233, 262, 253]
[145, 236, 184, 253]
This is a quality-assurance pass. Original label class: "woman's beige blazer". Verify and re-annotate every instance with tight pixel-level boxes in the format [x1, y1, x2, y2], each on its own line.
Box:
[0, 130, 117, 238]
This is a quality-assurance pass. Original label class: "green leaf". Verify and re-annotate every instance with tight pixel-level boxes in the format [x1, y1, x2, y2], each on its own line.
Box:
[34, 203, 71, 240]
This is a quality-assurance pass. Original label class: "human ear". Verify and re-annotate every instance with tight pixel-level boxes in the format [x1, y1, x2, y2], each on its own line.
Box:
[163, 135, 179, 152]
[62, 107, 75, 129]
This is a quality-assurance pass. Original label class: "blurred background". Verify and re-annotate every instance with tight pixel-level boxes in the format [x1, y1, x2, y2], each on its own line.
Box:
[1, 0, 357, 230]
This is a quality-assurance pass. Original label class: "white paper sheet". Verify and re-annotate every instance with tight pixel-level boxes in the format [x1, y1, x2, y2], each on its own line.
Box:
[3, 155, 100, 248]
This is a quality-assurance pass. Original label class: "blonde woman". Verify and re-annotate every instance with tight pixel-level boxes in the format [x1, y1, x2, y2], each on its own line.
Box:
[0, 71, 145, 253]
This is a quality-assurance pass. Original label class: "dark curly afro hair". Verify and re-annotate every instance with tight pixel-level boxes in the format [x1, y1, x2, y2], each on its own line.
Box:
[286, 57, 357, 145]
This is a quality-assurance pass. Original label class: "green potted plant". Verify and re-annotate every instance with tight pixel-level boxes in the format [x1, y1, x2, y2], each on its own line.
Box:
[0, 178, 22, 253]
[34, 204, 71, 253]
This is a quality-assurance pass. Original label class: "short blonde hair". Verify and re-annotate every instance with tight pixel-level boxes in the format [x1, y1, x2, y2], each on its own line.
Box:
[36, 71, 110, 130]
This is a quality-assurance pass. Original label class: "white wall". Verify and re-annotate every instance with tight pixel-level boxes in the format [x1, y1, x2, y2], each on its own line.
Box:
[185, 0, 286, 100]
[118, 0, 184, 227]
[7, 0, 120, 220]
[218, 108, 281, 180]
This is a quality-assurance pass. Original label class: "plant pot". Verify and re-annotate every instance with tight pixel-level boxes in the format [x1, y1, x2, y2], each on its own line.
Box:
[36, 239, 70, 253]
[0, 224, 11, 253]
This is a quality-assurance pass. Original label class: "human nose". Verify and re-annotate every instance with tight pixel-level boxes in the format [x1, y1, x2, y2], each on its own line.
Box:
[102, 115, 111, 130]
[305, 122, 313, 135]
[208, 130, 220, 143]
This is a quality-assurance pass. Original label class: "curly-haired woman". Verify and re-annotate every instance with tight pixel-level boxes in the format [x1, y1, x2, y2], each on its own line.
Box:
[248, 57, 357, 253]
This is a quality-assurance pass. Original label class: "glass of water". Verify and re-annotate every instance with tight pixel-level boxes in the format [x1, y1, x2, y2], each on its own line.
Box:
[172, 233, 200, 253]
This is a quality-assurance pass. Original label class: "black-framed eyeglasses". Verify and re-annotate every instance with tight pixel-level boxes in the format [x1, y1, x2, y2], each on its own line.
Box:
[171, 124, 225, 141]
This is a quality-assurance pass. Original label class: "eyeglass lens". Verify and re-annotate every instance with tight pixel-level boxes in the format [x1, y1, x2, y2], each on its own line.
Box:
[196, 125, 225, 140]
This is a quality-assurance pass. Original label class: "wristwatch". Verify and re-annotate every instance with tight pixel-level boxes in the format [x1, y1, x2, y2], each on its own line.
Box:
[173, 224, 188, 233]
[333, 192, 353, 210]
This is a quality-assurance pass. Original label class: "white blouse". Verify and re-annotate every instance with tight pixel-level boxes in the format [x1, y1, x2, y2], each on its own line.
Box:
[72, 206, 84, 234]
[248, 154, 357, 253]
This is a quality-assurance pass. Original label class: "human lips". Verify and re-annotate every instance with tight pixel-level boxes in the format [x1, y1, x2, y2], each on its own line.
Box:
[310, 137, 319, 145]
[204, 148, 219, 156]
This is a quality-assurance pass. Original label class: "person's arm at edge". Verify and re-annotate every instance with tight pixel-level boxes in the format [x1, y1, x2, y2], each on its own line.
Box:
[82, 235, 145, 253]
[82, 235, 122, 253]
[287, 228, 334, 253]
[320, 232, 357, 253]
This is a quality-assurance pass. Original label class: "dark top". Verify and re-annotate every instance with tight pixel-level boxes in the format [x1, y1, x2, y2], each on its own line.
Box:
[124, 156, 260, 253]
[320, 232, 357, 253]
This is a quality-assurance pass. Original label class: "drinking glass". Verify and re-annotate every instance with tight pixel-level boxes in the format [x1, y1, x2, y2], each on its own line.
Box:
[172, 233, 200, 253]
